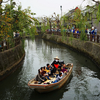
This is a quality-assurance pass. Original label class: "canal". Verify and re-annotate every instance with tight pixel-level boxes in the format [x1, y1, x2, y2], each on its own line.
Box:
[0, 38, 100, 100]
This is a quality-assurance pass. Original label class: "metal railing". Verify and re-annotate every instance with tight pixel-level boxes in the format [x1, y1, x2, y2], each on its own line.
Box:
[0, 36, 21, 52]
[46, 31, 100, 43]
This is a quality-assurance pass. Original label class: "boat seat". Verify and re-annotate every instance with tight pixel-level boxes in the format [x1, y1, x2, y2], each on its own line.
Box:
[42, 77, 56, 84]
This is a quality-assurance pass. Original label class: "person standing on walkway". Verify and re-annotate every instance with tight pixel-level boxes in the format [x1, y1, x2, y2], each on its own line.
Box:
[94, 27, 97, 35]
[13, 32, 16, 38]
[91, 27, 95, 41]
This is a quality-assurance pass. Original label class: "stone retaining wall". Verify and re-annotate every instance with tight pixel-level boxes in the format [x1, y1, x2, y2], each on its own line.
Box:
[0, 41, 25, 81]
[42, 34, 100, 69]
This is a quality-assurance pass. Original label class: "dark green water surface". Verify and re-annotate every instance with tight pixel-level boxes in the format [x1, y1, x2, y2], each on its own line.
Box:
[0, 38, 100, 100]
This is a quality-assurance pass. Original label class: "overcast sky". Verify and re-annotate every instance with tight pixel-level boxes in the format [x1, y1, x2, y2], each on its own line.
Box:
[13, 0, 96, 17]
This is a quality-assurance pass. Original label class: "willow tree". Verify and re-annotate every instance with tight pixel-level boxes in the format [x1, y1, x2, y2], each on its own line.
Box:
[41, 17, 50, 33]
[74, 8, 87, 40]
[84, 1, 100, 31]
[61, 7, 91, 41]
[96, 4, 100, 23]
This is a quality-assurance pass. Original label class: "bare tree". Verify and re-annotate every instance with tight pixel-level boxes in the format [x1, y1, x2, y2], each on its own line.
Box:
[92, 0, 100, 3]
[3, 0, 10, 3]
[0, 0, 10, 4]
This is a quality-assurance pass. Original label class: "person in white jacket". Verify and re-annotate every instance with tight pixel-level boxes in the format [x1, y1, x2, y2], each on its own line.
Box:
[52, 73, 62, 83]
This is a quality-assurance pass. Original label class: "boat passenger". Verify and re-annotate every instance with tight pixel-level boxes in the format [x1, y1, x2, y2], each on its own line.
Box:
[35, 69, 46, 83]
[58, 60, 65, 70]
[41, 67, 47, 75]
[51, 56, 60, 73]
[52, 73, 62, 83]
[41, 67, 51, 80]
[46, 65, 56, 76]
[51, 56, 60, 68]
[46, 63, 53, 76]
[59, 60, 68, 70]
[46, 63, 52, 70]
[60, 66, 68, 74]
[62, 64, 68, 69]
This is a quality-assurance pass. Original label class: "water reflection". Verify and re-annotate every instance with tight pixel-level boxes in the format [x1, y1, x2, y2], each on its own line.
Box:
[0, 38, 100, 100]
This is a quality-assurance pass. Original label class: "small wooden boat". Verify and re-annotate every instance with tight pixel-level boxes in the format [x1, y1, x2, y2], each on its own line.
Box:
[28, 63, 73, 93]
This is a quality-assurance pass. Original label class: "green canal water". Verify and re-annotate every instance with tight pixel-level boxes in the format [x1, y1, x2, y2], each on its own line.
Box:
[0, 38, 100, 100]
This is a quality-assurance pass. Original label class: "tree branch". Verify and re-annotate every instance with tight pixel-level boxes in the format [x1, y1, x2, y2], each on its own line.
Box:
[0, 19, 11, 26]
[2, 0, 10, 3]
[0, 0, 3, 4]
[92, 0, 100, 3]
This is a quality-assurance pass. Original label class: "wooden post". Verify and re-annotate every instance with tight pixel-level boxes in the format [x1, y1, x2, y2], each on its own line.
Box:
[87, 34, 89, 40]
[97, 35, 99, 43]
[7, 41, 9, 49]
[94, 35, 95, 42]
[5, 41, 7, 50]
[90, 34, 92, 41]
[0, 41, 2, 52]
[15, 38, 16, 46]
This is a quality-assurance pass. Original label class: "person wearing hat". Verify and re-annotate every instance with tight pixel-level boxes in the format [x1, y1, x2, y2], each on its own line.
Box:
[54, 56, 59, 60]
[51, 56, 60, 73]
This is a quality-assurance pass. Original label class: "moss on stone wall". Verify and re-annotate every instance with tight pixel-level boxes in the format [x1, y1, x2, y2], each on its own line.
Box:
[42, 34, 100, 68]
[0, 42, 25, 75]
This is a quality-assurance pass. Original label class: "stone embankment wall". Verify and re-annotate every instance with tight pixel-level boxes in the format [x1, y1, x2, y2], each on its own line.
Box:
[42, 34, 100, 69]
[0, 41, 25, 81]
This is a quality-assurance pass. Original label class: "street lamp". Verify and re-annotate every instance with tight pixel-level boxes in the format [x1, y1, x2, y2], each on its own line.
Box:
[60, 5, 62, 25]
[60, 6, 62, 17]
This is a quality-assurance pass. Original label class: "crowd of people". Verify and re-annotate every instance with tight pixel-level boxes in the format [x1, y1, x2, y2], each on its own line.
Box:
[85, 26, 97, 35]
[35, 56, 69, 84]
[46, 25, 98, 35]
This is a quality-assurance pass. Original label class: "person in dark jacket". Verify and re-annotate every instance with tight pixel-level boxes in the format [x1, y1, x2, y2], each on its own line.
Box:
[51, 56, 60, 68]
[58, 60, 65, 70]
[51, 56, 60, 73]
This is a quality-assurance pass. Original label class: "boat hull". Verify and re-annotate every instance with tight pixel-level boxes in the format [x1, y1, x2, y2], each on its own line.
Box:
[36, 72, 72, 93]
[28, 63, 73, 93]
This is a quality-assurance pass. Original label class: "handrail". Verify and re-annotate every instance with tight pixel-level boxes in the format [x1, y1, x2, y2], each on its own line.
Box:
[0, 36, 21, 52]
[46, 31, 100, 43]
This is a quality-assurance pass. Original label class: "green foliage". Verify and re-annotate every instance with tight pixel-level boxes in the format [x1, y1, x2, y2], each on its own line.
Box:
[0, 0, 39, 43]
[69, 33, 73, 45]
[52, 33, 54, 36]
[41, 17, 50, 33]
[97, 4, 100, 22]
[73, 8, 87, 41]
[61, 26, 65, 41]
[41, 23, 46, 33]
[80, 32, 87, 41]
